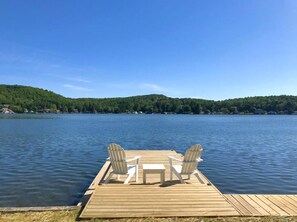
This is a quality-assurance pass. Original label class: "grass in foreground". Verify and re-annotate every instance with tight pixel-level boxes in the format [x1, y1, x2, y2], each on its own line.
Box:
[1, 210, 297, 222]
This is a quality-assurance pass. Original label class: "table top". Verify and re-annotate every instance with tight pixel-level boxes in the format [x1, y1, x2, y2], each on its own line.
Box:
[143, 164, 166, 170]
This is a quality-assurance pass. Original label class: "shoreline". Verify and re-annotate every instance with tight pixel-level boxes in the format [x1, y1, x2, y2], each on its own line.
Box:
[1, 112, 297, 115]
[1, 210, 297, 222]
[0, 206, 80, 213]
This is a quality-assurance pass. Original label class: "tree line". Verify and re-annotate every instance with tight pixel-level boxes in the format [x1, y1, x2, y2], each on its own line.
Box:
[1, 84, 297, 114]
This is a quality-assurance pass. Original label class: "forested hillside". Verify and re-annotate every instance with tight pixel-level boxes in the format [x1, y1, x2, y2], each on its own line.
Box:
[1, 84, 297, 114]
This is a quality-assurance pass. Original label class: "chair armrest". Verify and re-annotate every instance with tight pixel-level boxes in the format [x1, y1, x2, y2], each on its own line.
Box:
[168, 156, 182, 162]
[196, 158, 203, 163]
[126, 156, 141, 163]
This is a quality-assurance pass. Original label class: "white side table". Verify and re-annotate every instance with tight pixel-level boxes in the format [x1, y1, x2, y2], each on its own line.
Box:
[143, 164, 166, 184]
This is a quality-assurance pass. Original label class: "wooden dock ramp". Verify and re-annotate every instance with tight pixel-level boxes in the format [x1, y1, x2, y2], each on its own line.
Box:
[80, 150, 239, 218]
[225, 194, 297, 216]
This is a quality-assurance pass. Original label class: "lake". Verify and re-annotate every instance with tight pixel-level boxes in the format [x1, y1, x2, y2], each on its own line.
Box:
[0, 114, 297, 207]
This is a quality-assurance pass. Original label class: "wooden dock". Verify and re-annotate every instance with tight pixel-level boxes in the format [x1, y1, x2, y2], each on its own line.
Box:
[225, 194, 297, 216]
[79, 150, 297, 218]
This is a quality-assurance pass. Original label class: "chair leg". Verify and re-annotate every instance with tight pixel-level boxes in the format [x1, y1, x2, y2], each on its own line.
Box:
[194, 172, 204, 184]
[177, 173, 185, 184]
[124, 173, 134, 184]
[169, 158, 173, 181]
[135, 165, 138, 183]
[172, 169, 184, 184]
[105, 172, 114, 184]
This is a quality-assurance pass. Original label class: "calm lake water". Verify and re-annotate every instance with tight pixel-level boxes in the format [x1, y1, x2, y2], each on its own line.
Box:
[0, 114, 297, 207]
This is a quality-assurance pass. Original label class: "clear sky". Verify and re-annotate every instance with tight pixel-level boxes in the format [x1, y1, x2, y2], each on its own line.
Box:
[0, 0, 297, 100]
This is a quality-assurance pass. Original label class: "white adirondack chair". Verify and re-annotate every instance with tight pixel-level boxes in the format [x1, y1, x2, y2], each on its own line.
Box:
[105, 143, 141, 184]
[168, 144, 204, 184]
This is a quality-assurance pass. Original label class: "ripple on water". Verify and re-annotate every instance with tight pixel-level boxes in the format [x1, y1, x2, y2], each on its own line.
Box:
[1, 114, 297, 206]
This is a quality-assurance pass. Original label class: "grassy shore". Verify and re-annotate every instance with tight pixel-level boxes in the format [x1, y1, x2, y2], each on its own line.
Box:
[1, 209, 297, 222]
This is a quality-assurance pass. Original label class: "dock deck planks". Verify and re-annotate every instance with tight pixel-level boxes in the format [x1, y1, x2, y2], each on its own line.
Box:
[80, 150, 239, 218]
[79, 150, 297, 218]
[224, 194, 297, 216]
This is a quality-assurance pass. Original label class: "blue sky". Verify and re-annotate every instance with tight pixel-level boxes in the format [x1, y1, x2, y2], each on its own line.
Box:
[0, 0, 297, 100]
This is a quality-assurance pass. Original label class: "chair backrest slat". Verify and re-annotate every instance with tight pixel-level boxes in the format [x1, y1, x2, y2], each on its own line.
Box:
[181, 144, 202, 174]
[108, 143, 128, 174]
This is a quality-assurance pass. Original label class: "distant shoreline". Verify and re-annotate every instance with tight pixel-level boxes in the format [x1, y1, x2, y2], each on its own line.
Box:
[1, 84, 297, 115]
[1, 112, 297, 115]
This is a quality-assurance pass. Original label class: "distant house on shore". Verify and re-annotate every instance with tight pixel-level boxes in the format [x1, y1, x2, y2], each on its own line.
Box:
[0, 108, 14, 114]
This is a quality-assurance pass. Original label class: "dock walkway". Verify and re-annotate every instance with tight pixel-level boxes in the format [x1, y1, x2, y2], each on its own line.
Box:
[80, 150, 297, 218]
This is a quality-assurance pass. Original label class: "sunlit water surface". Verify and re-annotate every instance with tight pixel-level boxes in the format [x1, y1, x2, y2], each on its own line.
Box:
[0, 114, 296, 207]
